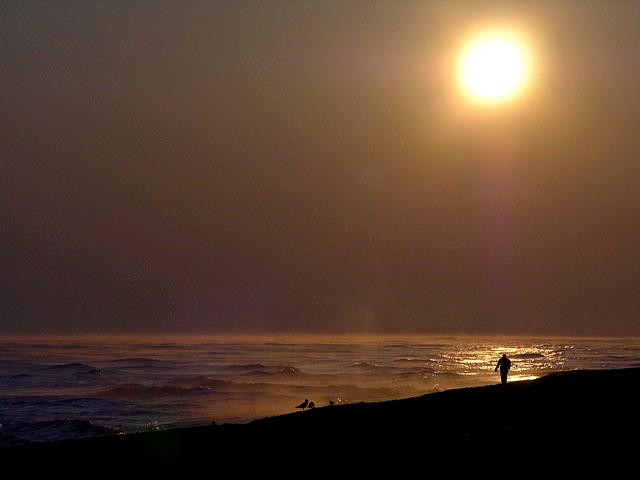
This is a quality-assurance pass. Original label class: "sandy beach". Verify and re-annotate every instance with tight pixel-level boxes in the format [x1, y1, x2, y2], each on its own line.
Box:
[3, 367, 638, 471]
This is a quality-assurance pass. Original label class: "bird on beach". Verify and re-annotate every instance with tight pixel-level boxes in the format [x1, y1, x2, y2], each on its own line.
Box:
[308, 401, 315, 409]
[295, 399, 309, 411]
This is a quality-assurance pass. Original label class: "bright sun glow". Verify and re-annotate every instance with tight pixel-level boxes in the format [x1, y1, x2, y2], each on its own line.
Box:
[459, 33, 529, 103]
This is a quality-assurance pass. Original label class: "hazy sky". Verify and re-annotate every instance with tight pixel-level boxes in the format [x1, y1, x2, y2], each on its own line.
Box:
[2, 1, 640, 335]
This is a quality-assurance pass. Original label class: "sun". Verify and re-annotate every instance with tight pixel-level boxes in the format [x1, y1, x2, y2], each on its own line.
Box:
[459, 32, 529, 103]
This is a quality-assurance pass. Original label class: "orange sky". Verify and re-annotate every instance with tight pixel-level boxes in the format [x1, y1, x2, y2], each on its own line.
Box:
[2, 1, 640, 335]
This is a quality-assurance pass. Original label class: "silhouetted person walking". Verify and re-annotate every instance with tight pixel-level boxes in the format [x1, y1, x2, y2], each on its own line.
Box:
[495, 354, 511, 384]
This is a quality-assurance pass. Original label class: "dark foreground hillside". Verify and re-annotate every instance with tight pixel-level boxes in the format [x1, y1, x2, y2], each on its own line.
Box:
[2, 368, 639, 472]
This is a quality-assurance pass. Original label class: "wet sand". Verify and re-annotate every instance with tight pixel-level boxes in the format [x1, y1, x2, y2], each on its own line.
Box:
[2, 368, 638, 471]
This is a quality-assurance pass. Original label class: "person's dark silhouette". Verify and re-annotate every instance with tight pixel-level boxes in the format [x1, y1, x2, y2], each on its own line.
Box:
[495, 354, 511, 384]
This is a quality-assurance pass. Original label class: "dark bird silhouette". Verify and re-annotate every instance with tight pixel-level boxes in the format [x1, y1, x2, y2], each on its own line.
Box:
[308, 401, 315, 409]
[329, 400, 335, 406]
[295, 399, 309, 411]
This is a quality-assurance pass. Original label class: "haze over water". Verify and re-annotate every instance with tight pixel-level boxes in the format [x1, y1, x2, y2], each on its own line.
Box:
[1, 335, 639, 445]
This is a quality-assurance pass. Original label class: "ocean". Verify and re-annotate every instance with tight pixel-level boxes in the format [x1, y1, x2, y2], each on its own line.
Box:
[1, 335, 639, 446]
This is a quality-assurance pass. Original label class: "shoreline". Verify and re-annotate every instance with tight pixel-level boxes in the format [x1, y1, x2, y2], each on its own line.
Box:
[2, 367, 639, 469]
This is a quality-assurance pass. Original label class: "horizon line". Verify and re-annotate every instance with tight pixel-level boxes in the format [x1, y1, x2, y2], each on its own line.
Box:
[0, 331, 638, 341]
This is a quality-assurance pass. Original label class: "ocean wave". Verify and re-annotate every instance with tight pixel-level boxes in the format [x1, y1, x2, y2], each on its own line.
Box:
[144, 344, 181, 349]
[393, 358, 435, 363]
[98, 379, 259, 399]
[431, 371, 467, 377]
[395, 369, 436, 378]
[1, 419, 116, 444]
[19, 363, 129, 386]
[98, 383, 216, 399]
[36, 362, 103, 375]
[240, 366, 304, 377]
[348, 362, 434, 375]
[105, 357, 176, 366]
[224, 363, 267, 370]
[511, 353, 545, 359]
[95, 376, 418, 406]
[0, 395, 143, 415]
[101, 358, 182, 372]
[0, 373, 33, 383]
[350, 361, 379, 369]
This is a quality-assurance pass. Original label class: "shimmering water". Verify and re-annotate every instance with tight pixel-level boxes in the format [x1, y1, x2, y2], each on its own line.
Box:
[1, 335, 639, 445]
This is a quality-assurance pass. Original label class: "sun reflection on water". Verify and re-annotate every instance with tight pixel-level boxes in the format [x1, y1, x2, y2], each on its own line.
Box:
[508, 375, 540, 382]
